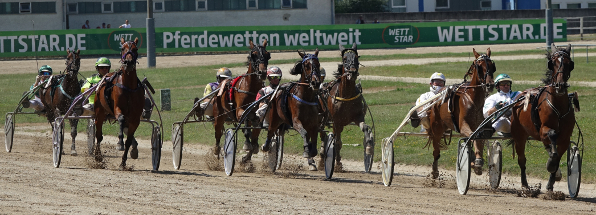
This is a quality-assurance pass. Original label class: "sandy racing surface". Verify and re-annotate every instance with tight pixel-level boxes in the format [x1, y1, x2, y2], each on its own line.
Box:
[2, 42, 596, 213]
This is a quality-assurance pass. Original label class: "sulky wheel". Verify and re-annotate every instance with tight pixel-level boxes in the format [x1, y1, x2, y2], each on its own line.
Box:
[487, 140, 502, 189]
[567, 142, 581, 198]
[267, 132, 284, 172]
[363, 129, 374, 173]
[151, 126, 162, 172]
[324, 133, 335, 179]
[87, 119, 96, 155]
[381, 138, 394, 186]
[456, 139, 471, 195]
[52, 122, 64, 168]
[5, 113, 15, 152]
[172, 123, 183, 170]
[223, 128, 236, 176]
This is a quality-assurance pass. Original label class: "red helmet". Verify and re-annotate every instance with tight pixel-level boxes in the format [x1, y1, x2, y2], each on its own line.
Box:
[267, 66, 282, 77]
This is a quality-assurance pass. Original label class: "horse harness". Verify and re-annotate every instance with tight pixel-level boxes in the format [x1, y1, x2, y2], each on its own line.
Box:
[464, 54, 495, 95]
[527, 86, 577, 133]
[101, 70, 144, 116]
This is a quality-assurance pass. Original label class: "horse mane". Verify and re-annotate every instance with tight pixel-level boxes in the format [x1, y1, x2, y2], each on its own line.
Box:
[333, 64, 343, 79]
[541, 70, 553, 85]
[290, 60, 302, 75]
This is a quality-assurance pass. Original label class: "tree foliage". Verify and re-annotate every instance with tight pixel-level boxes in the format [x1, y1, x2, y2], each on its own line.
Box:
[335, 0, 389, 13]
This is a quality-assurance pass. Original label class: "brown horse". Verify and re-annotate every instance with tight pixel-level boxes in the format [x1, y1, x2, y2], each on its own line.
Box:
[94, 37, 145, 167]
[40, 49, 82, 155]
[265, 49, 321, 166]
[317, 43, 372, 171]
[211, 40, 269, 161]
[425, 48, 495, 178]
[510, 44, 578, 191]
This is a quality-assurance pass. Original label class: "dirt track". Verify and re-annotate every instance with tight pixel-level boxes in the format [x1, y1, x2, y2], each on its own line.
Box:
[2, 42, 596, 213]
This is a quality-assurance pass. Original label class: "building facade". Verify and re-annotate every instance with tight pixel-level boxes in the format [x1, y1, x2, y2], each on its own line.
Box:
[0, 0, 334, 31]
[386, 0, 596, 12]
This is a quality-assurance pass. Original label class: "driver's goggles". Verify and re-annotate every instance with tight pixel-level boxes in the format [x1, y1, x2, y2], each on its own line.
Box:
[41, 72, 51, 76]
[269, 76, 280, 80]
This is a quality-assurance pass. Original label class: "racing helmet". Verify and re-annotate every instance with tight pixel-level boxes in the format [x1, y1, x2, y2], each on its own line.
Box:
[217, 67, 232, 79]
[38, 65, 52, 75]
[320, 67, 326, 77]
[429, 72, 446, 83]
[267, 66, 282, 77]
[495, 74, 513, 86]
[95, 57, 111, 67]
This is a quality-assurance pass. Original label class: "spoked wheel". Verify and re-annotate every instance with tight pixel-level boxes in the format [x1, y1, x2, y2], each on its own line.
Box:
[52, 122, 64, 168]
[363, 129, 374, 173]
[567, 142, 581, 198]
[381, 138, 394, 186]
[267, 132, 284, 172]
[5, 113, 15, 152]
[324, 133, 336, 179]
[223, 128, 236, 176]
[456, 139, 472, 195]
[87, 119, 95, 155]
[151, 126, 162, 172]
[487, 140, 502, 189]
[172, 123, 183, 170]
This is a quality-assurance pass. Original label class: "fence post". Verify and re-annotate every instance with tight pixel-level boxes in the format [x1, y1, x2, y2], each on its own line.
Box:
[580, 17, 584, 40]
[160, 89, 171, 111]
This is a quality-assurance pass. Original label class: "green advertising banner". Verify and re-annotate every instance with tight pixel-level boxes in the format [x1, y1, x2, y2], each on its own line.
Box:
[0, 19, 566, 58]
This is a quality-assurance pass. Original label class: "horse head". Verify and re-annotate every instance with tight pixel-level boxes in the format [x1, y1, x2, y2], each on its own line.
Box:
[546, 44, 573, 92]
[64, 49, 81, 77]
[339, 43, 360, 81]
[248, 40, 270, 80]
[296, 49, 321, 91]
[470, 48, 496, 93]
[120, 37, 139, 69]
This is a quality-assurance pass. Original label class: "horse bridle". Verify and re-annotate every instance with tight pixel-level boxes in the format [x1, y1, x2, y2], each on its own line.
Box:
[120, 41, 139, 65]
[550, 50, 572, 91]
[64, 52, 80, 76]
[341, 49, 360, 78]
[250, 45, 270, 78]
[301, 54, 320, 90]
[465, 54, 495, 93]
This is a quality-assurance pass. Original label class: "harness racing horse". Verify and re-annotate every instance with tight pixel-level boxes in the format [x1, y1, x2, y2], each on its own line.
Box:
[425, 48, 495, 179]
[40, 49, 82, 155]
[95, 37, 145, 167]
[266, 50, 321, 169]
[317, 43, 372, 171]
[212, 40, 269, 161]
[510, 44, 579, 192]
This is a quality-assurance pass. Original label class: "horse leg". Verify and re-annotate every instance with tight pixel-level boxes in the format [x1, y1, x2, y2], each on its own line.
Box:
[430, 127, 443, 179]
[116, 115, 126, 151]
[69, 118, 79, 156]
[473, 139, 485, 175]
[213, 115, 225, 159]
[241, 120, 253, 152]
[306, 126, 319, 171]
[545, 129, 560, 174]
[334, 125, 344, 171]
[249, 125, 260, 155]
[514, 137, 529, 188]
[317, 130, 327, 170]
[359, 122, 373, 155]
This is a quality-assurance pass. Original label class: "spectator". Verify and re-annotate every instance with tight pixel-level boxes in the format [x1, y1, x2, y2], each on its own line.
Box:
[102, 23, 106, 28]
[82, 20, 90, 29]
[373, 18, 380, 24]
[356, 15, 365, 24]
[107, 24, 111, 28]
[119, 20, 131, 28]
[96, 26, 101, 29]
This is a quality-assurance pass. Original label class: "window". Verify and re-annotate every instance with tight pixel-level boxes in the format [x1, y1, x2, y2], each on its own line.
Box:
[589, 3, 596, 8]
[67, 3, 77, 14]
[567, 3, 581, 9]
[114, 1, 147, 13]
[20, 2, 30, 13]
[78, 2, 101, 13]
[197, 0, 206, 10]
[292, 0, 306, 8]
[103, 2, 113, 13]
[282, 0, 291, 8]
[392, 0, 405, 8]
[551, 4, 560, 9]
[480, 0, 491, 10]
[247, 0, 256, 9]
[258, 0, 279, 9]
[164, 0, 195, 11]
[31, 2, 55, 13]
[436, 0, 449, 8]
[154, 1, 164, 12]
[0, 2, 19, 14]
[208, 0, 246, 10]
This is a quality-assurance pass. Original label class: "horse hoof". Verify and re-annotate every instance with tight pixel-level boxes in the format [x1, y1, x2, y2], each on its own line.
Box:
[70, 150, 77, 156]
[555, 168, 562, 181]
[303, 151, 310, 158]
[117, 144, 124, 151]
[251, 144, 260, 155]
[308, 164, 317, 171]
[431, 171, 439, 179]
[131, 147, 138, 159]
[242, 143, 252, 152]
[546, 157, 559, 173]
[474, 166, 483, 175]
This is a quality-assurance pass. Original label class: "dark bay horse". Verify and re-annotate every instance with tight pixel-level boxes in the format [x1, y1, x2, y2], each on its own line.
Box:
[40, 49, 82, 155]
[95, 37, 145, 167]
[510, 44, 578, 191]
[212, 40, 269, 161]
[266, 50, 321, 168]
[425, 48, 495, 178]
[318, 43, 372, 171]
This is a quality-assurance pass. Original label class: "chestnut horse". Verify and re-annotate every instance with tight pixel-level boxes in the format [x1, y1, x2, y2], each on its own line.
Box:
[94, 37, 145, 167]
[318, 43, 372, 171]
[266, 50, 321, 166]
[40, 49, 82, 155]
[425, 48, 495, 178]
[212, 40, 269, 161]
[510, 44, 578, 191]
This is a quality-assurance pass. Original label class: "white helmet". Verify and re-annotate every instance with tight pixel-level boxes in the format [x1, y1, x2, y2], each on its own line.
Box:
[267, 66, 282, 77]
[320, 67, 326, 77]
[429, 72, 446, 82]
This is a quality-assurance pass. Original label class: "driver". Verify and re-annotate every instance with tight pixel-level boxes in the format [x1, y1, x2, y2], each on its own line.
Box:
[81, 57, 111, 115]
[410, 72, 446, 130]
[23, 65, 53, 113]
[483, 74, 521, 136]
[196, 67, 232, 121]
[257, 66, 282, 152]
